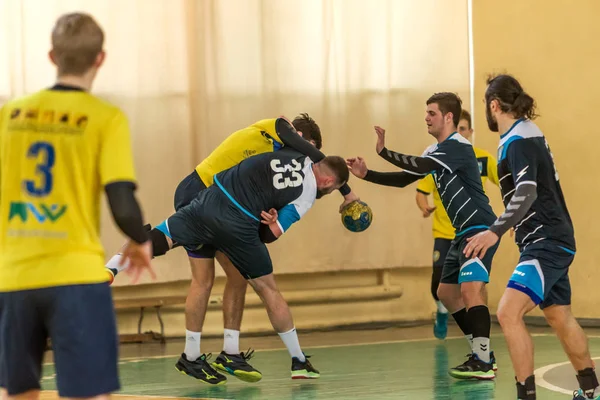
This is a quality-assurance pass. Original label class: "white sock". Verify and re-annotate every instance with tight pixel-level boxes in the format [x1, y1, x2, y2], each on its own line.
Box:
[436, 301, 448, 314]
[278, 328, 305, 362]
[223, 329, 240, 355]
[184, 330, 201, 361]
[466, 334, 474, 351]
[472, 337, 490, 363]
[106, 253, 130, 273]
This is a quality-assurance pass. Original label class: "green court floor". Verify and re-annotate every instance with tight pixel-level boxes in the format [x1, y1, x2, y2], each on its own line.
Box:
[40, 327, 600, 399]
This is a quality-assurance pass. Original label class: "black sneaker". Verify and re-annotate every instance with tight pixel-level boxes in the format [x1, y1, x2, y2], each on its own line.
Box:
[449, 353, 495, 380]
[175, 353, 227, 385]
[212, 349, 262, 383]
[291, 355, 320, 379]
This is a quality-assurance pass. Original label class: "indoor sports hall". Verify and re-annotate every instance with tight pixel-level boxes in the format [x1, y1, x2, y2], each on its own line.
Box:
[1, 1, 599, 399]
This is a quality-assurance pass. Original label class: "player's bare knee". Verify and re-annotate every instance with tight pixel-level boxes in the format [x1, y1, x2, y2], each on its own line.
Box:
[436, 284, 457, 306]
[188, 257, 215, 285]
[460, 282, 486, 308]
[497, 301, 522, 327]
[543, 305, 572, 329]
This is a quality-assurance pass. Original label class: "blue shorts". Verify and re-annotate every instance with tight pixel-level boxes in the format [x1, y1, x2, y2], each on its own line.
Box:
[0, 283, 119, 396]
[440, 229, 499, 285]
[507, 241, 575, 309]
[173, 171, 217, 259]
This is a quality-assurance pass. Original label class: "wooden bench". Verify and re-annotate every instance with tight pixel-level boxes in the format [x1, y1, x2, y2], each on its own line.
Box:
[112, 283, 403, 343]
[113, 296, 186, 343]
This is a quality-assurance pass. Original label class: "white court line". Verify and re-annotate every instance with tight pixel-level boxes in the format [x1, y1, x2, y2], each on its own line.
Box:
[534, 351, 600, 395]
[42, 332, 572, 367]
[42, 334, 476, 366]
[40, 391, 226, 400]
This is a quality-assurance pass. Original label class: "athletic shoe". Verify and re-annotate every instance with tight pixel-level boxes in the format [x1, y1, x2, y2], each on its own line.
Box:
[175, 353, 227, 385]
[212, 349, 262, 383]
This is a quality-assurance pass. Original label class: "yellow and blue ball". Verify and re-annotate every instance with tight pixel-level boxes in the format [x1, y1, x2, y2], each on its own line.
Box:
[341, 200, 373, 232]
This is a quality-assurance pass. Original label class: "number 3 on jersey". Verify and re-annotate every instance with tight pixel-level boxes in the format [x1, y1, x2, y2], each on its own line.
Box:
[270, 159, 303, 189]
[23, 141, 55, 197]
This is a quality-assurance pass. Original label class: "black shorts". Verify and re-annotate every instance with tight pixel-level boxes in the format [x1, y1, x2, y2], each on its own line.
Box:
[173, 171, 216, 259]
[433, 238, 453, 269]
[0, 283, 119, 397]
[507, 241, 575, 309]
[440, 228, 499, 285]
[161, 188, 273, 280]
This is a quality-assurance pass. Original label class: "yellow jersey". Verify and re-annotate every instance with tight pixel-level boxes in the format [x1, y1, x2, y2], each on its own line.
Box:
[195, 119, 283, 187]
[0, 86, 137, 291]
[416, 146, 499, 240]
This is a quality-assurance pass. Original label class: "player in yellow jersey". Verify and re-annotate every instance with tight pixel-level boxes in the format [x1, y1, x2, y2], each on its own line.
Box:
[415, 109, 499, 341]
[0, 13, 154, 399]
[106, 114, 360, 385]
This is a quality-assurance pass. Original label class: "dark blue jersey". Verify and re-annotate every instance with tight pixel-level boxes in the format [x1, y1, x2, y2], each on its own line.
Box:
[213, 148, 317, 233]
[497, 119, 575, 252]
[423, 133, 497, 236]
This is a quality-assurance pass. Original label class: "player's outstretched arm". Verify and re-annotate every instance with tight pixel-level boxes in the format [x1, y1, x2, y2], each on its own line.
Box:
[276, 117, 353, 198]
[377, 147, 439, 174]
[347, 157, 422, 188]
[372, 125, 438, 174]
[105, 181, 155, 283]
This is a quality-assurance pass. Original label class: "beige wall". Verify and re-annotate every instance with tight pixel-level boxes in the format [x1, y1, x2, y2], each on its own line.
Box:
[472, 0, 600, 317]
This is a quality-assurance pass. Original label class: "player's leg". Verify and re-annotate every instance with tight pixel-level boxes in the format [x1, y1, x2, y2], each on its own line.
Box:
[0, 290, 48, 400]
[221, 236, 319, 380]
[44, 283, 119, 398]
[248, 273, 319, 379]
[447, 235, 499, 380]
[497, 287, 538, 399]
[437, 243, 473, 351]
[497, 250, 560, 400]
[106, 170, 205, 284]
[538, 249, 599, 399]
[432, 238, 451, 339]
[210, 252, 262, 383]
[545, 305, 598, 399]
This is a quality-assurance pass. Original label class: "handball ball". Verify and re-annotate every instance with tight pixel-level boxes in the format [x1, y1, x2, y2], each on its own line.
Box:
[341, 200, 373, 232]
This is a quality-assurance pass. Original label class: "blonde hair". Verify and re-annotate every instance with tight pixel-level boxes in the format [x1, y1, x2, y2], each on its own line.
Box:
[51, 13, 104, 76]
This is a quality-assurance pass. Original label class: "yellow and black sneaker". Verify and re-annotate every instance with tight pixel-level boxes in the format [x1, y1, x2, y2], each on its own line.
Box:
[175, 353, 227, 385]
[449, 353, 495, 381]
[291, 355, 320, 379]
[212, 349, 262, 383]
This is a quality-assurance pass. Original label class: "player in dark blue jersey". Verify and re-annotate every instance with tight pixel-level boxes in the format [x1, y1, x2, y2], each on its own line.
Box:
[348, 92, 498, 380]
[463, 74, 599, 400]
[130, 150, 349, 383]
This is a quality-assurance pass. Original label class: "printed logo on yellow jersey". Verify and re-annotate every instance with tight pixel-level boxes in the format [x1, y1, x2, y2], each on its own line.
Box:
[8, 107, 89, 135]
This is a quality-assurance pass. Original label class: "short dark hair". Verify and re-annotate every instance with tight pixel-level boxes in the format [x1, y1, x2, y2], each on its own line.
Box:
[426, 92, 463, 127]
[292, 113, 322, 150]
[485, 74, 538, 120]
[321, 156, 349, 186]
[460, 109, 472, 129]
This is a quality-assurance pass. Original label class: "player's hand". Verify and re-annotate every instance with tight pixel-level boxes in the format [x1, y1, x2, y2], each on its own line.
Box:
[261, 208, 278, 225]
[346, 157, 368, 179]
[121, 239, 156, 285]
[339, 191, 360, 213]
[374, 126, 386, 154]
[463, 230, 499, 259]
[422, 205, 436, 218]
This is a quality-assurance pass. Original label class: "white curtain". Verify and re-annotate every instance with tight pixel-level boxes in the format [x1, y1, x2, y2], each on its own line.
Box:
[1, 0, 471, 284]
